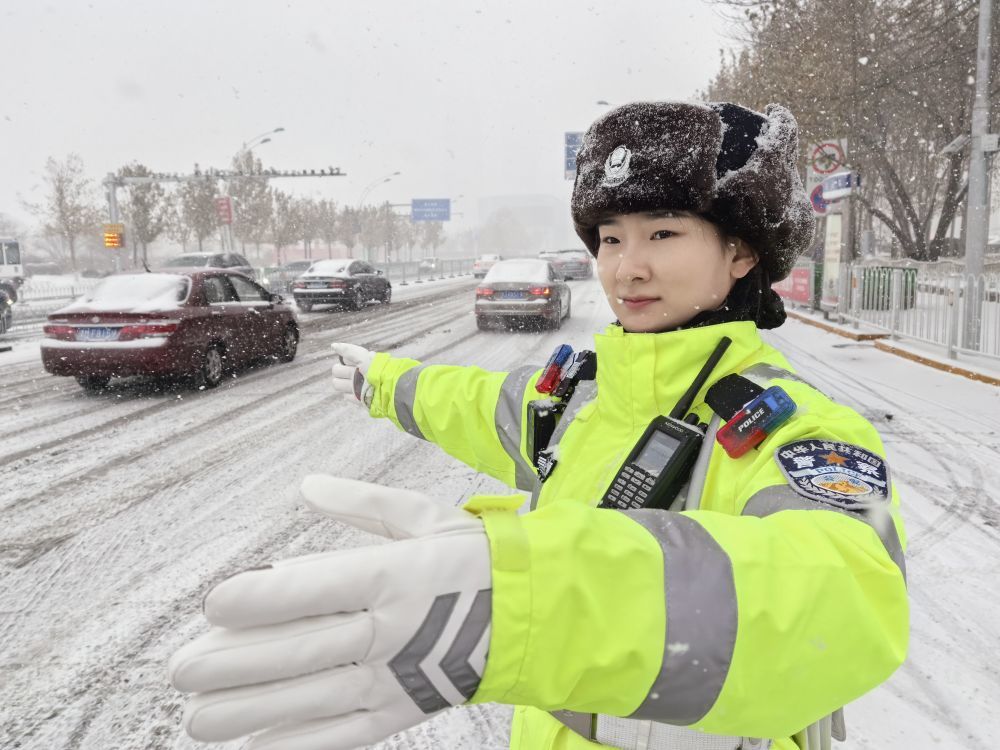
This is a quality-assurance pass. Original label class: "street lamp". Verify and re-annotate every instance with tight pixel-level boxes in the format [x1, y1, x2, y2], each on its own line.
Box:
[223, 127, 284, 254]
[358, 171, 401, 205]
[243, 127, 285, 153]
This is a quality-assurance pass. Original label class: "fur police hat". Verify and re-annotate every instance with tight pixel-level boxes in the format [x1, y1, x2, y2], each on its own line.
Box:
[570, 101, 815, 283]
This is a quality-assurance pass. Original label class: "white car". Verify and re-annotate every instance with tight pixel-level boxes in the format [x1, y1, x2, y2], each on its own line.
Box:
[473, 254, 503, 278]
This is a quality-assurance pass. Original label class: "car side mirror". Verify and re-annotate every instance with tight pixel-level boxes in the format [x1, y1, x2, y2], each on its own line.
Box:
[376, 269, 383, 275]
[270, 293, 284, 303]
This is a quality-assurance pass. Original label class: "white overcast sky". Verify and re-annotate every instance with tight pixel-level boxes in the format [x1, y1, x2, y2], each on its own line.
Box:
[0, 0, 737, 234]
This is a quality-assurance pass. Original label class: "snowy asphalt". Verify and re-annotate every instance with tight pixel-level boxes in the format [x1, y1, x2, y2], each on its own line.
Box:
[1, 276, 998, 749]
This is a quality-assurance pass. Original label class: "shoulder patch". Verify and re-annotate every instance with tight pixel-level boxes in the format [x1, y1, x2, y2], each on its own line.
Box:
[774, 440, 890, 509]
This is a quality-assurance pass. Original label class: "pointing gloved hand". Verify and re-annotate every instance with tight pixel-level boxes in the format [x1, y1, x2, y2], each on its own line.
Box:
[330, 343, 375, 406]
[168, 475, 493, 750]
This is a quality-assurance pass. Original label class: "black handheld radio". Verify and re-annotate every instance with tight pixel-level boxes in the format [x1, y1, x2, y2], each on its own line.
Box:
[598, 337, 731, 511]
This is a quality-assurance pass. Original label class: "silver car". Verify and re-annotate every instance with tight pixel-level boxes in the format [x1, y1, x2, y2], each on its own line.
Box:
[539, 248, 593, 280]
[474, 259, 571, 331]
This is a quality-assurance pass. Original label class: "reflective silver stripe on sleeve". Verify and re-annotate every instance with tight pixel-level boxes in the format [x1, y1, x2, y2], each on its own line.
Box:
[387, 592, 457, 713]
[742, 484, 906, 581]
[740, 362, 815, 390]
[624, 511, 738, 725]
[495, 366, 539, 491]
[394, 364, 429, 440]
[438, 588, 491, 700]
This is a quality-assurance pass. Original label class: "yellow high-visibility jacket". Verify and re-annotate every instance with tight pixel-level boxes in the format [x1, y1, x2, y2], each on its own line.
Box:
[363, 320, 908, 750]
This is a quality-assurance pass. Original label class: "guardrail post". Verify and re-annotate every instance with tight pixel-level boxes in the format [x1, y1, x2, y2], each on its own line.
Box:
[889, 268, 902, 340]
[945, 274, 959, 359]
[849, 266, 861, 329]
[400, 261, 408, 286]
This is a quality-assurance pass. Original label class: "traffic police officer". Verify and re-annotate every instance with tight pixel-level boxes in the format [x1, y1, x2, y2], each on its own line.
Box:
[169, 102, 907, 750]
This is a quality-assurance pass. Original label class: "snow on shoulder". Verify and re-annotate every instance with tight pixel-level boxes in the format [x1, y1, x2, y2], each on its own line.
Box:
[60, 273, 190, 313]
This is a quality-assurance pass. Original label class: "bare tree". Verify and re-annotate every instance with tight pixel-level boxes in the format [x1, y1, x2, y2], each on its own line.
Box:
[229, 152, 272, 260]
[358, 205, 381, 262]
[339, 206, 362, 258]
[23, 154, 101, 271]
[118, 162, 169, 267]
[706, 0, 997, 260]
[178, 178, 219, 251]
[418, 221, 446, 257]
[270, 191, 302, 263]
[0, 212, 23, 238]
[315, 199, 340, 258]
[163, 194, 193, 253]
[296, 198, 323, 259]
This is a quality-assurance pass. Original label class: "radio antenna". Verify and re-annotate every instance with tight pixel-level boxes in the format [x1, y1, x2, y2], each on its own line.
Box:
[669, 336, 732, 420]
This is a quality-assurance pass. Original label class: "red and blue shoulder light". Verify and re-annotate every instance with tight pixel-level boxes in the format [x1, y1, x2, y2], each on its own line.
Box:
[706, 374, 797, 458]
[535, 344, 574, 394]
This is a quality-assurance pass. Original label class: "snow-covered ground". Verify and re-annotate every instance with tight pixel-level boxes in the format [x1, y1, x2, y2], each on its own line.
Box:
[1, 276, 998, 749]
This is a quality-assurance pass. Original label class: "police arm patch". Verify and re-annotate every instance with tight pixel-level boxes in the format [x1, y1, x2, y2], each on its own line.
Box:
[774, 439, 890, 510]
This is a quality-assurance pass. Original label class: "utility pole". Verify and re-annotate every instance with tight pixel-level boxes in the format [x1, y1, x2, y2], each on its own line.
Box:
[963, 0, 997, 350]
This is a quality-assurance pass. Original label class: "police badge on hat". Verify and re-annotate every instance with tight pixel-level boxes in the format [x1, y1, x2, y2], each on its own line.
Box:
[601, 145, 632, 187]
[774, 440, 890, 510]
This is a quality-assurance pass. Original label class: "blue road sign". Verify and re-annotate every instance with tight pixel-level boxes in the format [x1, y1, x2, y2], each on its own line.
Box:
[411, 198, 451, 222]
[821, 172, 861, 202]
[565, 132, 584, 180]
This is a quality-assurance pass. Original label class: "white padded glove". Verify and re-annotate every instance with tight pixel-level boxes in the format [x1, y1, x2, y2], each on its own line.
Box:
[168, 475, 493, 750]
[330, 343, 375, 406]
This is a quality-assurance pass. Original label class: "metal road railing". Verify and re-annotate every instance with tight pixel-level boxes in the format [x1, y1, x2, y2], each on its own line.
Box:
[837, 265, 1000, 361]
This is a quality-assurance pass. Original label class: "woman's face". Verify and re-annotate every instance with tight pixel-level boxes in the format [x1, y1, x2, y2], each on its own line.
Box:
[596, 211, 757, 333]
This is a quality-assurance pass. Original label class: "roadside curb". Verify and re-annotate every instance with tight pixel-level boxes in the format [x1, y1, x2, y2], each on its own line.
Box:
[785, 309, 1000, 388]
[872, 340, 1000, 387]
[785, 310, 887, 341]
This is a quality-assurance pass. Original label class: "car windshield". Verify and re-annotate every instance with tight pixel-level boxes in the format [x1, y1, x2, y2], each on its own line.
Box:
[285, 261, 313, 271]
[483, 260, 550, 284]
[306, 261, 349, 275]
[162, 255, 209, 267]
[62, 274, 189, 312]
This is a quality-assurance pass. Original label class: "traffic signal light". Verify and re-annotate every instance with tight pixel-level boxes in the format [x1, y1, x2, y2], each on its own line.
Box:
[103, 223, 124, 248]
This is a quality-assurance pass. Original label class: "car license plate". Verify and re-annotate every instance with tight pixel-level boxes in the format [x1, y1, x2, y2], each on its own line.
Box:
[77, 326, 120, 342]
[308, 281, 326, 288]
[500, 290, 525, 299]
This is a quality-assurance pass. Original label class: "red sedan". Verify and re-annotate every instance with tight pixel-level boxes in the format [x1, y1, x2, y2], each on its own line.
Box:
[41, 270, 299, 391]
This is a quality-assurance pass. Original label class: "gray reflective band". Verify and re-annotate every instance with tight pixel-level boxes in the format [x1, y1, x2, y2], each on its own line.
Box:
[394, 364, 429, 440]
[625, 512, 738, 724]
[387, 593, 456, 714]
[742, 485, 906, 581]
[438, 588, 491, 700]
[495, 366, 539, 491]
[550, 711, 766, 750]
[740, 362, 814, 390]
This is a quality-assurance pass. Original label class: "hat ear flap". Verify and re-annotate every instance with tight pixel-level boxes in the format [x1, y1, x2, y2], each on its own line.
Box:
[708, 103, 815, 282]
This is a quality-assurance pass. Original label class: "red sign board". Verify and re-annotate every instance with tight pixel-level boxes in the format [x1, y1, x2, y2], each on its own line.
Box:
[215, 197, 233, 225]
[773, 266, 813, 304]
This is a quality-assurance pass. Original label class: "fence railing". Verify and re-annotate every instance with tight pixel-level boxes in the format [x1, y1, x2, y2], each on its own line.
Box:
[10, 278, 105, 327]
[837, 265, 1000, 361]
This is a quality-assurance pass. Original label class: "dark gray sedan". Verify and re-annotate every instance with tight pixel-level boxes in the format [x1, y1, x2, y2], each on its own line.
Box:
[475, 259, 571, 331]
[291, 259, 391, 312]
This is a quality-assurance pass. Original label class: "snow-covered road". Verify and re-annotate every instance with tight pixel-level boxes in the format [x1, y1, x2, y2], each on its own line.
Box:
[2, 276, 998, 749]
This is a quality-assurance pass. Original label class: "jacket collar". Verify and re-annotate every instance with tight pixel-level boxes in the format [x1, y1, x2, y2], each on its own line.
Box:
[592, 321, 767, 429]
